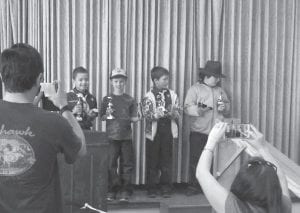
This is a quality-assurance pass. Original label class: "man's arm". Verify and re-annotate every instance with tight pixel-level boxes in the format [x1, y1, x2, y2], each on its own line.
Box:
[49, 82, 86, 157]
[60, 109, 87, 157]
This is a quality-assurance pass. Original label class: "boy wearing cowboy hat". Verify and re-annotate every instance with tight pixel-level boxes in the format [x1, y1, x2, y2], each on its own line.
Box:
[184, 60, 230, 195]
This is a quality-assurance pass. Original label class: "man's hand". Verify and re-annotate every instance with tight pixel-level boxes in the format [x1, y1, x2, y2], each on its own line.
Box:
[48, 81, 68, 109]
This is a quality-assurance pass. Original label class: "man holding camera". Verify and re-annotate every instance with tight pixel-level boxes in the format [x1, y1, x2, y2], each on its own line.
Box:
[184, 61, 230, 196]
[0, 43, 86, 213]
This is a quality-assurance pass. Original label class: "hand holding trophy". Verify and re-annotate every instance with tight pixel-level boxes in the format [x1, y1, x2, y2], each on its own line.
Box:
[155, 107, 166, 119]
[74, 93, 84, 121]
[168, 104, 182, 119]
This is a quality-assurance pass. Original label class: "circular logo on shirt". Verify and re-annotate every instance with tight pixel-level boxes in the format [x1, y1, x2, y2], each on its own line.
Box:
[0, 135, 36, 176]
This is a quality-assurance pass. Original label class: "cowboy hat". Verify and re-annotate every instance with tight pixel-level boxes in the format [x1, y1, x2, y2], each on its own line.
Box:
[199, 61, 226, 78]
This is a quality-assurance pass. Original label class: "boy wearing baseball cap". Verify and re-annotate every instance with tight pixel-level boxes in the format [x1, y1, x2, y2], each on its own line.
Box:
[100, 68, 139, 202]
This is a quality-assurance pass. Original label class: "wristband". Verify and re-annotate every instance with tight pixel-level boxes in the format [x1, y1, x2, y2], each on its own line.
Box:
[59, 105, 71, 115]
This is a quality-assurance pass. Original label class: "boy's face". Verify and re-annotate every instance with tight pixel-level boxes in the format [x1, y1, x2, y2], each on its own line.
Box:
[111, 77, 126, 92]
[204, 75, 220, 87]
[154, 75, 169, 89]
[74, 73, 89, 92]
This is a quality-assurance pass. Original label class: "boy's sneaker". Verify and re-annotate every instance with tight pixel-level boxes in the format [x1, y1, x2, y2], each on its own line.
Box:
[161, 185, 172, 198]
[119, 190, 130, 202]
[185, 185, 202, 196]
[147, 188, 157, 198]
[106, 191, 116, 202]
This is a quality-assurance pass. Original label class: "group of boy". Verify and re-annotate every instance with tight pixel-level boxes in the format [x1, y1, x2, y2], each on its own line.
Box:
[0, 43, 230, 213]
[68, 61, 230, 201]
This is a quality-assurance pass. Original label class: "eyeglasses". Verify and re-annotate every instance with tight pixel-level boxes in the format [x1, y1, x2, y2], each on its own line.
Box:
[247, 160, 277, 172]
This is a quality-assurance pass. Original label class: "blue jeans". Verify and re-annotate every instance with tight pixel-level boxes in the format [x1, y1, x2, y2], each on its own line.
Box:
[108, 140, 133, 192]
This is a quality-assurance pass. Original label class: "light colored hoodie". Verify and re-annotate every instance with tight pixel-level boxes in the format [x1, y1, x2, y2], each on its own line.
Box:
[184, 82, 230, 135]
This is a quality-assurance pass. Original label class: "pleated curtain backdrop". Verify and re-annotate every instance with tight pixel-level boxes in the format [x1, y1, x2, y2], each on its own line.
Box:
[1, 0, 300, 184]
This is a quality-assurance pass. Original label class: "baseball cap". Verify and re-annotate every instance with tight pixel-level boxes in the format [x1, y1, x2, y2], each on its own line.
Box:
[110, 68, 127, 79]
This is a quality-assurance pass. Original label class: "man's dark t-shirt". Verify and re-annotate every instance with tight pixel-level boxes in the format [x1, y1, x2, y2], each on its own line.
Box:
[0, 100, 81, 213]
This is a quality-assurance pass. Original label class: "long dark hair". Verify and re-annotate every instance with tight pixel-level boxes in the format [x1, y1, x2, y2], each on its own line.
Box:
[230, 157, 282, 213]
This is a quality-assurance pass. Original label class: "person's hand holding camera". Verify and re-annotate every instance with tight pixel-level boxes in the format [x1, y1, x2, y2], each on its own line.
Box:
[205, 122, 227, 150]
[244, 125, 266, 151]
[48, 81, 68, 109]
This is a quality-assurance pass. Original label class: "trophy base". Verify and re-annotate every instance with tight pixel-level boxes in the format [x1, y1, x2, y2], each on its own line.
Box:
[106, 116, 115, 120]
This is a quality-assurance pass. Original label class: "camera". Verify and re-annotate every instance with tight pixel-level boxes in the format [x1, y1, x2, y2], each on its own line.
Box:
[225, 123, 250, 139]
[40, 82, 58, 97]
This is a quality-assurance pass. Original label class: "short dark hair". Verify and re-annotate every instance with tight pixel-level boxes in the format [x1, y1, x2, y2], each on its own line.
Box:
[72, 66, 88, 79]
[0, 43, 43, 92]
[150, 66, 169, 82]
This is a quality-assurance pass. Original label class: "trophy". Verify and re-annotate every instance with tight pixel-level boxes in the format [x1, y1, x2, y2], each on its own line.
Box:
[217, 92, 225, 112]
[106, 96, 115, 120]
[156, 91, 168, 116]
[169, 101, 184, 118]
[75, 93, 84, 121]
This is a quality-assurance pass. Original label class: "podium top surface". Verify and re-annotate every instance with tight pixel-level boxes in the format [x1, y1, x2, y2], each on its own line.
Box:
[83, 130, 108, 146]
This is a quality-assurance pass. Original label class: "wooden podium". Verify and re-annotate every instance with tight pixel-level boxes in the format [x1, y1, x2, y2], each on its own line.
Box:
[58, 131, 109, 213]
